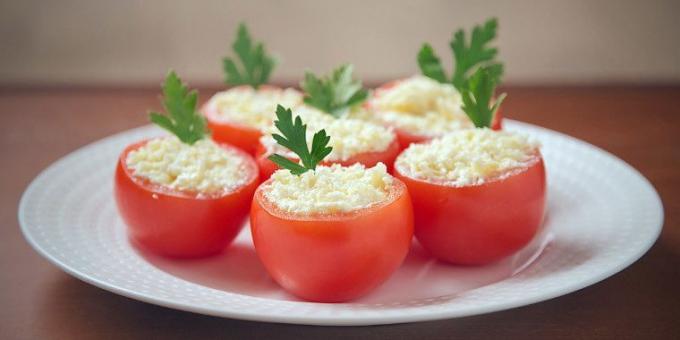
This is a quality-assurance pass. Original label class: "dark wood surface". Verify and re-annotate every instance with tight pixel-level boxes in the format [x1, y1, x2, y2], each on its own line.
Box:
[1, 85, 679, 339]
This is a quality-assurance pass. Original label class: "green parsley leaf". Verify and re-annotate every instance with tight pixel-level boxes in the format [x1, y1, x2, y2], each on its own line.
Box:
[149, 70, 208, 145]
[417, 17, 503, 91]
[300, 64, 368, 118]
[267, 105, 333, 175]
[451, 18, 503, 90]
[417, 43, 447, 83]
[460, 67, 507, 128]
[222, 23, 276, 89]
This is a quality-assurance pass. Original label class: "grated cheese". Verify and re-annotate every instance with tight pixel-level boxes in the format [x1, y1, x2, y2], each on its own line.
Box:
[369, 75, 473, 136]
[205, 86, 303, 131]
[395, 129, 539, 186]
[261, 106, 396, 161]
[126, 137, 251, 195]
[262, 163, 394, 214]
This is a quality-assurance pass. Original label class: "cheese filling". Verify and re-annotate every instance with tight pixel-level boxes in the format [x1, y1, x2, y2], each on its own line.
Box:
[261, 106, 395, 161]
[205, 86, 303, 131]
[126, 137, 250, 195]
[395, 129, 539, 186]
[370, 75, 473, 136]
[263, 163, 394, 214]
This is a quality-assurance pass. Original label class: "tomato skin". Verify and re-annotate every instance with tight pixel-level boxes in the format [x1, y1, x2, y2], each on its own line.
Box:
[250, 179, 414, 302]
[394, 154, 546, 265]
[392, 127, 431, 150]
[202, 85, 295, 155]
[367, 78, 504, 150]
[205, 117, 262, 155]
[114, 139, 259, 258]
[491, 106, 503, 130]
[255, 138, 401, 179]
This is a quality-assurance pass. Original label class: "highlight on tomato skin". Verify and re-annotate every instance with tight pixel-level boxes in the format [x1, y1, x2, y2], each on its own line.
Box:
[250, 177, 414, 302]
[114, 139, 259, 258]
[254, 138, 401, 179]
[394, 153, 546, 265]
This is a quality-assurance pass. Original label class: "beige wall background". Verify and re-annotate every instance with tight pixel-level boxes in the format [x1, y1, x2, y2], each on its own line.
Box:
[1, 0, 679, 86]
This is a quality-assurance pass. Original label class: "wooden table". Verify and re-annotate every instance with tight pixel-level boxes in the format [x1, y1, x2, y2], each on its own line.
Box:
[1, 85, 678, 339]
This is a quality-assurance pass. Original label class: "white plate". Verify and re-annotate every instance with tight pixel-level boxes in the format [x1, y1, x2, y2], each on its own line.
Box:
[19, 120, 663, 326]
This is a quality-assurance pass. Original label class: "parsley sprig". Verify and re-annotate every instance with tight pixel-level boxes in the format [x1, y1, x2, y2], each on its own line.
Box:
[149, 71, 209, 145]
[417, 17, 503, 91]
[223, 23, 276, 89]
[267, 105, 333, 175]
[460, 67, 506, 128]
[300, 64, 368, 118]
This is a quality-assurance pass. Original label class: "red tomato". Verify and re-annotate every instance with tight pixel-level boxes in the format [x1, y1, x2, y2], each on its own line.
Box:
[114, 139, 259, 258]
[394, 153, 546, 265]
[391, 127, 432, 149]
[367, 78, 504, 149]
[250, 178, 414, 302]
[254, 138, 401, 179]
[491, 106, 503, 130]
[202, 85, 298, 155]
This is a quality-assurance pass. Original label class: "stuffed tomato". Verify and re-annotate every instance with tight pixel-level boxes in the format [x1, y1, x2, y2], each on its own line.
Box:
[250, 163, 413, 302]
[203, 23, 297, 154]
[202, 85, 303, 154]
[365, 76, 502, 148]
[394, 129, 545, 265]
[255, 106, 400, 179]
[115, 136, 259, 258]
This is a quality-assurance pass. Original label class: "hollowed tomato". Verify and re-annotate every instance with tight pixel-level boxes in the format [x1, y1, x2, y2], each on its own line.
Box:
[250, 178, 414, 302]
[114, 139, 259, 258]
[394, 153, 546, 265]
[254, 138, 401, 179]
[202, 85, 293, 155]
[366, 79, 503, 149]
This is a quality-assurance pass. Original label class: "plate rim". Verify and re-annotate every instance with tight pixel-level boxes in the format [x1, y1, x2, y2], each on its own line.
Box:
[18, 120, 665, 326]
